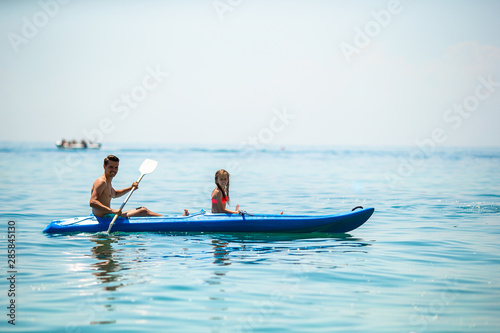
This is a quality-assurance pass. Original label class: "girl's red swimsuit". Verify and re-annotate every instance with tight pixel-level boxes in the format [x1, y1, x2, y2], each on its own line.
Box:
[212, 197, 228, 204]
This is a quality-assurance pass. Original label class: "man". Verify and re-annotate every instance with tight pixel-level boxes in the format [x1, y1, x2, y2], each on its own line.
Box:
[90, 155, 162, 217]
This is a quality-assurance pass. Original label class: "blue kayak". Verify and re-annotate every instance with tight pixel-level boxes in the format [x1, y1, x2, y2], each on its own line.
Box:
[43, 207, 374, 234]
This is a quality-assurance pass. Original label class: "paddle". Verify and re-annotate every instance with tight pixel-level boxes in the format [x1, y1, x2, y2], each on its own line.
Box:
[106, 159, 158, 234]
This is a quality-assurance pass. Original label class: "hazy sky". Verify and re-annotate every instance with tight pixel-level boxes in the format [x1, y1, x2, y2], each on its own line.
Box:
[1, 0, 499, 147]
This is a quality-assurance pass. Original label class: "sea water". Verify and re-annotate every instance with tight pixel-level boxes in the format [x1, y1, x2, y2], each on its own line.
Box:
[0, 142, 499, 332]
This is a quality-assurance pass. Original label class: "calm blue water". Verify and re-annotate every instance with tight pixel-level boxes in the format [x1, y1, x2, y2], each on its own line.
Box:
[1, 142, 499, 332]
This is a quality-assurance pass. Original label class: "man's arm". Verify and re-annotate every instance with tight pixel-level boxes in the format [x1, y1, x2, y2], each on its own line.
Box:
[114, 182, 139, 198]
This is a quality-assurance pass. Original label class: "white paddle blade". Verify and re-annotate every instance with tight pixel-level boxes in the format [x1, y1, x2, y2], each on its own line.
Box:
[139, 159, 158, 175]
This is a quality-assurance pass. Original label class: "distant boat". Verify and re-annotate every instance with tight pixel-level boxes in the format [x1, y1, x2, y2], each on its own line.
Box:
[56, 140, 101, 149]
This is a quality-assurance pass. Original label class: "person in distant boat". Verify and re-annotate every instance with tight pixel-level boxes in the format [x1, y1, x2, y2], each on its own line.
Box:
[211, 169, 240, 214]
[90, 155, 163, 218]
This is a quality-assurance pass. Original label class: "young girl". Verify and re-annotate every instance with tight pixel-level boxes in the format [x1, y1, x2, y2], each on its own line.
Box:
[211, 169, 240, 214]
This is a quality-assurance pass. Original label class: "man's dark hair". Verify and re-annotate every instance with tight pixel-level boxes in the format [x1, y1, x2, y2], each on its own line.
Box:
[104, 155, 119, 166]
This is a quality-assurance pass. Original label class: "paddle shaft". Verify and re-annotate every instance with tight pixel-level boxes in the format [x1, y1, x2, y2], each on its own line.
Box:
[106, 173, 145, 233]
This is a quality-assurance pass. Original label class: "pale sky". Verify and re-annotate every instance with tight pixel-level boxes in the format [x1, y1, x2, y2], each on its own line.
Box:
[1, 0, 499, 147]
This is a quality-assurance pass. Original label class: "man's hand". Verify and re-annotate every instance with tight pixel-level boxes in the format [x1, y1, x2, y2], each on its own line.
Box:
[132, 181, 139, 190]
[111, 209, 122, 216]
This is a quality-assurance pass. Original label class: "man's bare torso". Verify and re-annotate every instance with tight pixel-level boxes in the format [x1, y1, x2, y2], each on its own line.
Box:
[91, 175, 115, 217]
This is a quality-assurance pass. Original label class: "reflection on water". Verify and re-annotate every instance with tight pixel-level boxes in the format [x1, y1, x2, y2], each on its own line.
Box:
[212, 239, 231, 266]
[82, 235, 149, 326]
[85, 233, 371, 293]
[75, 232, 372, 328]
[90, 235, 125, 292]
[88, 235, 150, 291]
[206, 240, 232, 287]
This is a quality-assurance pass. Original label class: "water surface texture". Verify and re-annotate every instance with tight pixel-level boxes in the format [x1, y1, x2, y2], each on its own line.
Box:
[0, 142, 499, 332]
